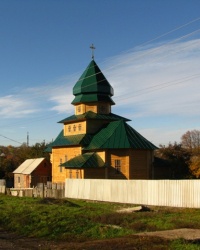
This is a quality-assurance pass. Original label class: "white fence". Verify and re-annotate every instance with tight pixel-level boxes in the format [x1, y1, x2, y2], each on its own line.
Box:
[65, 179, 200, 208]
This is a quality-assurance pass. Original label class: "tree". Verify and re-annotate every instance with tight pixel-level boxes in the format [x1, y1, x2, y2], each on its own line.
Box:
[155, 142, 191, 179]
[189, 156, 200, 178]
[181, 130, 200, 155]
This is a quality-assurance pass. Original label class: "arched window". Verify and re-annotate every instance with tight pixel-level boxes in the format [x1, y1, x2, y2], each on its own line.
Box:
[73, 125, 76, 131]
[68, 126, 71, 132]
[78, 124, 82, 131]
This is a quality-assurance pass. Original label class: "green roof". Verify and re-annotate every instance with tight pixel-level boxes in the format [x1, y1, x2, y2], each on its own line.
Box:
[58, 111, 130, 123]
[72, 60, 114, 105]
[85, 120, 157, 150]
[45, 130, 93, 152]
[72, 93, 114, 105]
[61, 152, 105, 168]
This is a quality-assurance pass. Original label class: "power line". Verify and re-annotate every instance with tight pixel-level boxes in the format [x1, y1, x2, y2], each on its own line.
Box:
[0, 134, 22, 145]
[2, 16, 200, 100]
[0, 17, 200, 136]
[115, 73, 200, 101]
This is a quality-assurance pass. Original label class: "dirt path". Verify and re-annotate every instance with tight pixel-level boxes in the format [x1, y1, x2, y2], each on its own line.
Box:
[1, 228, 199, 250]
[0, 229, 168, 250]
[136, 228, 200, 241]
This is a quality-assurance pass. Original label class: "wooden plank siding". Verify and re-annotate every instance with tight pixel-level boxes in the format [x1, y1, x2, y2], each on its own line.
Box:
[52, 146, 81, 183]
[129, 150, 153, 179]
[64, 121, 87, 136]
[84, 168, 106, 179]
[52, 148, 154, 183]
[106, 149, 129, 179]
[65, 169, 84, 179]
[64, 120, 109, 136]
[75, 103, 111, 116]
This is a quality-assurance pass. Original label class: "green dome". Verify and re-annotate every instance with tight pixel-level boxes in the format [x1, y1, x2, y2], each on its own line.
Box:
[72, 60, 114, 105]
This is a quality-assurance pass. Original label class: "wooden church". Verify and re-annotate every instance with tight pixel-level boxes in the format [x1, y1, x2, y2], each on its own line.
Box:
[46, 52, 157, 183]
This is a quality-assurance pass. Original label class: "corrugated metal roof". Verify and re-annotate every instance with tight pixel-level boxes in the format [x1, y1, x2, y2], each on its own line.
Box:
[85, 120, 157, 150]
[13, 158, 45, 174]
[58, 111, 130, 123]
[72, 93, 115, 105]
[72, 60, 114, 105]
[61, 152, 105, 168]
[45, 130, 93, 151]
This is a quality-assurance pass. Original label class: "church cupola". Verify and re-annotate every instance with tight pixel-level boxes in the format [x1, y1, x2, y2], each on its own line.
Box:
[72, 45, 115, 115]
[72, 60, 115, 106]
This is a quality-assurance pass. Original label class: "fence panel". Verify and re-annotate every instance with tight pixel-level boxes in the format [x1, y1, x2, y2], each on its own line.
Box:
[65, 179, 200, 208]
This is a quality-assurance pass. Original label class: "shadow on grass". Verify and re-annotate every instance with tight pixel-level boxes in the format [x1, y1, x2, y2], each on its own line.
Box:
[38, 197, 80, 207]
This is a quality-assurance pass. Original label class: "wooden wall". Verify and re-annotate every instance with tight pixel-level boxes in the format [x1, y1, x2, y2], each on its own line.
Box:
[64, 120, 109, 136]
[106, 149, 130, 179]
[129, 150, 153, 179]
[75, 103, 111, 115]
[52, 146, 81, 183]
[84, 168, 106, 179]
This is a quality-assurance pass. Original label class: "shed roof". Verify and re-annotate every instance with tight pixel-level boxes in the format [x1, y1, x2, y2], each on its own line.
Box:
[13, 158, 45, 175]
[61, 152, 105, 168]
[85, 120, 157, 150]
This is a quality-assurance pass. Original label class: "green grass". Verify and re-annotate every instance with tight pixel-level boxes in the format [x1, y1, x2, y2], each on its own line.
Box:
[1, 194, 200, 249]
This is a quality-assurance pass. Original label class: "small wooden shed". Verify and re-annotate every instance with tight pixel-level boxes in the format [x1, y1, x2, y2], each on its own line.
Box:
[13, 158, 51, 188]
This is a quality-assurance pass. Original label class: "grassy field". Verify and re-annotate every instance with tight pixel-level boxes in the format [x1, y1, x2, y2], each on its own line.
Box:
[1, 194, 200, 249]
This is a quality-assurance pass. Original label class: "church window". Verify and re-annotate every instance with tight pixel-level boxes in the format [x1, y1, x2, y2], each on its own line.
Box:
[115, 160, 121, 174]
[73, 125, 76, 132]
[78, 124, 82, 131]
[69, 170, 72, 178]
[59, 158, 63, 172]
[65, 155, 68, 162]
[77, 106, 81, 112]
[76, 170, 79, 179]
[68, 126, 71, 132]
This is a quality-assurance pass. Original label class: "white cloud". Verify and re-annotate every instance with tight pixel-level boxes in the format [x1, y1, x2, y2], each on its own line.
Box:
[0, 95, 38, 118]
[1, 37, 200, 146]
[103, 39, 200, 120]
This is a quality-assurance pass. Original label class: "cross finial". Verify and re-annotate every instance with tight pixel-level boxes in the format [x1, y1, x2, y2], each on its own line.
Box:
[90, 44, 95, 60]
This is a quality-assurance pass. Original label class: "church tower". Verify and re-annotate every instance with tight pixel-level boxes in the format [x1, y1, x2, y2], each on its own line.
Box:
[46, 46, 157, 183]
[72, 59, 115, 116]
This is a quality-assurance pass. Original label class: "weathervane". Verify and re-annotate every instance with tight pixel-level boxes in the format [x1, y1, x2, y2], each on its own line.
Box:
[90, 44, 95, 59]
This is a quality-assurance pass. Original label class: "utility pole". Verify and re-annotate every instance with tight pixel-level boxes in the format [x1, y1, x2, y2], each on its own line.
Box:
[27, 132, 29, 147]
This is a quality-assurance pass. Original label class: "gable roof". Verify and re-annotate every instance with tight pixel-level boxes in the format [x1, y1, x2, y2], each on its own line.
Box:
[13, 158, 45, 175]
[72, 60, 115, 105]
[61, 152, 105, 168]
[85, 120, 157, 150]
[58, 111, 130, 123]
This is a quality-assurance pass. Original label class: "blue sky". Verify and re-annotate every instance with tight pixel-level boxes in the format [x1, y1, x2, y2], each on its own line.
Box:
[0, 0, 200, 147]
